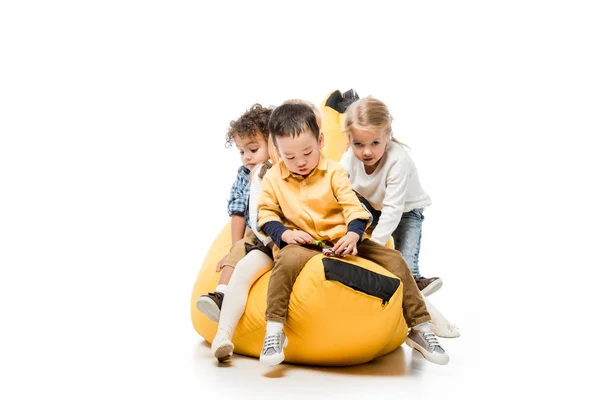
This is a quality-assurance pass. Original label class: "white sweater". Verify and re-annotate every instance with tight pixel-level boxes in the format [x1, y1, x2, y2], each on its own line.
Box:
[248, 164, 273, 246]
[339, 141, 431, 246]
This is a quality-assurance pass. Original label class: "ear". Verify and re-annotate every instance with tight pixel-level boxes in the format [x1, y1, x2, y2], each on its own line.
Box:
[318, 132, 325, 150]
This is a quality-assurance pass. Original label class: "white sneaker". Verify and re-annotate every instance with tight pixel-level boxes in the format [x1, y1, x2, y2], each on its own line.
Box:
[211, 336, 234, 363]
[429, 322, 460, 338]
[406, 329, 449, 365]
[259, 331, 288, 367]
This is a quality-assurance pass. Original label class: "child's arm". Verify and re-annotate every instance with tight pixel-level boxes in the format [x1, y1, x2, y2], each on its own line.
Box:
[370, 162, 409, 246]
[248, 165, 272, 246]
[227, 168, 249, 243]
[332, 167, 372, 227]
[331, 166, 371, 256]
[257, 171, 313, 248]
[231, 214, 246, 244]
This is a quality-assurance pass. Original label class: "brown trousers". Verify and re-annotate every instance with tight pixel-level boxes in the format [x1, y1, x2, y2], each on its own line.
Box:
[223, 230, 272, 268]
[265, 239, 430, 327]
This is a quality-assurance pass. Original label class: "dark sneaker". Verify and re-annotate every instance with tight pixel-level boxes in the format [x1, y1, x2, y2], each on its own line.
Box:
[196, 292, 224, 322]
[415, 277, 443, 297]
[406, 329, 449, 365]
[259, 331, 288, 367]
[325, 89, 360, 113]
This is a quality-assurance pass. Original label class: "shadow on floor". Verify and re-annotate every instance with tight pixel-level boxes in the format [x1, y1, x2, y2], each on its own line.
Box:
[196, 340, 423, 377]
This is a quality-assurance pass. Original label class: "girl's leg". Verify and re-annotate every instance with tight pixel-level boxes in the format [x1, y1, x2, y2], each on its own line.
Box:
[391, 208, 424, 277]
[392, 208, 442, 296]
[196, 236, 252, 322]
[211, 250, 273, 362]
[424, 297, 460, 338]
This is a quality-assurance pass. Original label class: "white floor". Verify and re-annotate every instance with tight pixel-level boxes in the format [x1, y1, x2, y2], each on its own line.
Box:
[187, 291, 488, 399]
[0, 250, 586, 399]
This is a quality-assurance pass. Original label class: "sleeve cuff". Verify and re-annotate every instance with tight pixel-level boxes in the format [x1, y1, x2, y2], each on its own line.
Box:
[261, 221, 289, 249]
[347, 219, 367, 244]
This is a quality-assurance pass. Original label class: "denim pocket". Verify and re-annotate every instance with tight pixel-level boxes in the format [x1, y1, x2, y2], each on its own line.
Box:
[409, 208, 425, 220]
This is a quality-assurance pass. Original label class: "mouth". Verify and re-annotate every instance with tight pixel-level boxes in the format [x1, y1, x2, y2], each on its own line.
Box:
[362, 158, 374, 163]
[246, 163, 255, 169]
[298, 167, 308, 173]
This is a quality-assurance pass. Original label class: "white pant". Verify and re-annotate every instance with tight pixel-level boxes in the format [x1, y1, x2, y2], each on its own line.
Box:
[216, 250, 273, 339]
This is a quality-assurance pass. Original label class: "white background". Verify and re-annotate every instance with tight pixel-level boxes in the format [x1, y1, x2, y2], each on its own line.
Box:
[1, 1, 599, 399]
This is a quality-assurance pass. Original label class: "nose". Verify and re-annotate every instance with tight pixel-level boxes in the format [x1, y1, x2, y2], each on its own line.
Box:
[244, 153, 252, 161]
[363, 148, 372, 156]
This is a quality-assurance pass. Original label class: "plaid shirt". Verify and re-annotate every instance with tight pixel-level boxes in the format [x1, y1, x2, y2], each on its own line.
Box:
[227, 166, 251, 225]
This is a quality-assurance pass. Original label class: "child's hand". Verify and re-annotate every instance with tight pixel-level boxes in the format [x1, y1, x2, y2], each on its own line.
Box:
[282, 229, 314, 245]
[333, 232, 360, 257]
[215, 254, 228, 272]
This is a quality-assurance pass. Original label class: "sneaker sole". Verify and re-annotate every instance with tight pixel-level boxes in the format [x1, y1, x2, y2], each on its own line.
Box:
[406, 337, 449, 365]
[259, 336, 288, 367]
[213, 341, 234, 363]
[420, 279, 443, 297]
[196, 297, 220, 322]
[429, 322, 460, 338]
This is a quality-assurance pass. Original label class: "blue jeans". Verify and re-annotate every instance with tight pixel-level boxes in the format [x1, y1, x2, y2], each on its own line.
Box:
[359, 197, 424, 278]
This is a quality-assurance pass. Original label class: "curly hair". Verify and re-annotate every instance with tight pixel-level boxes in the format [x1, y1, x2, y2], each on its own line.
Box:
[225, 104, 273, 148]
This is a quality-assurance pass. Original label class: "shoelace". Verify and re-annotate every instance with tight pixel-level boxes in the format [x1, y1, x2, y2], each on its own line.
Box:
[423, 332, 441, 348]
[264, 334, 281, 350]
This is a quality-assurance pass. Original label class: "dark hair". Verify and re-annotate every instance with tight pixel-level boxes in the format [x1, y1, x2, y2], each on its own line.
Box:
[225, 104, 273, 148]
[268, 103, 320, 144]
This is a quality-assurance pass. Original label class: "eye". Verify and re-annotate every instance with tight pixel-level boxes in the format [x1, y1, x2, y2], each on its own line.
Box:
[372, 141, 380, 146]
[303, 151, 313, 156]
[239, 150, 245, 155]
[250, 148, 258, 153]
[286, 156, 295, 160]
[354, 143, 363, 148]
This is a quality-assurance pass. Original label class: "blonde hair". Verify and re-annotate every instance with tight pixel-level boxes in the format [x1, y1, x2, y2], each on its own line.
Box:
[282, 99, 322, 130]
[344, 97, 402, 146]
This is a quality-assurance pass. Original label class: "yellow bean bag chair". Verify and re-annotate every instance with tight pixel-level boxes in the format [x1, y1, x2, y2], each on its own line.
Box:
[190, 90, 408, 366]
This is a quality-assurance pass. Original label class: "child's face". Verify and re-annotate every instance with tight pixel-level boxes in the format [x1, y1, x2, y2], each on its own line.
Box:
[234, 133, 269, 170]
[275, 130, 324, 176]
[349, 127, 388, 169]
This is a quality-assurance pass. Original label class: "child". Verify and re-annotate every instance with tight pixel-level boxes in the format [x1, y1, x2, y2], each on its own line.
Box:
[257, 103, 448, 366]
[196, 104, 272, 321]
[210, 101, 323, 362]
[340, 97, 442, 297]
[210, 158, 276, 361]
